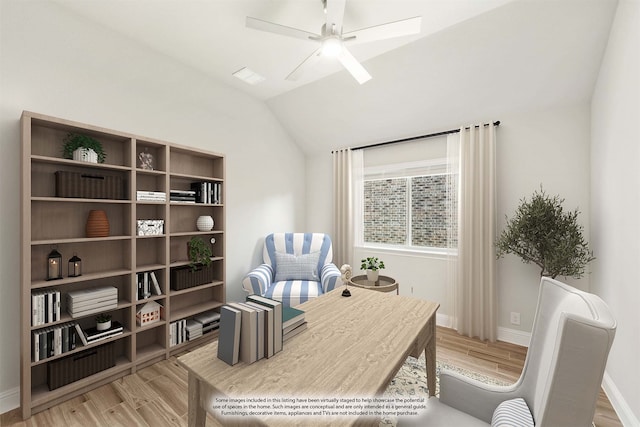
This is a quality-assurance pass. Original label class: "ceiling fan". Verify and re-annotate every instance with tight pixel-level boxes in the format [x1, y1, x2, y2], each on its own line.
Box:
[246, 0, 422, 84]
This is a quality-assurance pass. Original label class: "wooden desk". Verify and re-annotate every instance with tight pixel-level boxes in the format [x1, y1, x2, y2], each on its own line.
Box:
[178, 286, 439, 426]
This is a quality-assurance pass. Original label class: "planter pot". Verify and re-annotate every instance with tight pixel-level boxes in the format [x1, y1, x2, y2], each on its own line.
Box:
[96, 319, 111, 331]
[86, 210, 110, 238]
[171, 263, 215, 291]
[366, 269, 379, 282]
[196, 215, 214, 231]
[73, 147, 98, 163]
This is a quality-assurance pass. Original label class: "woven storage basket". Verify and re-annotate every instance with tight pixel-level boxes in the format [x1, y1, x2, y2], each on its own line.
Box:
[47, 342, 115, 390]
[171, 264, 214, 291]
[55, 171, 124, 200]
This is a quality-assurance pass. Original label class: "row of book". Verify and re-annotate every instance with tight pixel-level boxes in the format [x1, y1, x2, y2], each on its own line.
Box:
[136, 271, 162, 301]
[170, 189, 196, 203]
[169, 310, 220, 347]
[191, 181, 222, 204]
[31, 289, 62, 326]
[32, 323, 77, 362]
[32, 319, 125, 362]
[136, 191, 166, 202]
[67, 286, 118, 319]
[217, 295, 307, 366]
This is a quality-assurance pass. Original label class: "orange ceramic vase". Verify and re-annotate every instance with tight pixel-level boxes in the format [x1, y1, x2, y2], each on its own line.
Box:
[86, 209, 110, 238]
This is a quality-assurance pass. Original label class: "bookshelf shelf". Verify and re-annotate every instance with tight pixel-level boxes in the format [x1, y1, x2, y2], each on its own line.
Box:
[21, 111, 226, 419]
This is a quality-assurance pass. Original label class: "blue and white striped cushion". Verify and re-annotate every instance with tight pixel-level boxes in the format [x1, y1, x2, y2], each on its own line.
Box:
[491, 398, 534, 427]
[264, 280, 324, 307]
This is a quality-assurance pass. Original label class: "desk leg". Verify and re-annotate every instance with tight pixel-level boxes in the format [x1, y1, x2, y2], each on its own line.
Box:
[188, 372, 206, 427]
[425, 319, 437, 397]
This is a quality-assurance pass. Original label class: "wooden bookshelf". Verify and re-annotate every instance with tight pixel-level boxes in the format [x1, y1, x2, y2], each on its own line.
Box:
[20, 111, 226, 418]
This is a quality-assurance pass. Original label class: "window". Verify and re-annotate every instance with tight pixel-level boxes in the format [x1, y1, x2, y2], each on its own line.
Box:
[361, 160, 456, 252]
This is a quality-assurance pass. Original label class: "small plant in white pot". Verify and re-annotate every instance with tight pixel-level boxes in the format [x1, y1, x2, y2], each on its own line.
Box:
[62, 132, 106, 164]
[95, 313, 112, 331]
[361, 257, 385, 282]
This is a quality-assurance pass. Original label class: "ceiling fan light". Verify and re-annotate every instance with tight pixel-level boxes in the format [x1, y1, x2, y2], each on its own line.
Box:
[321, 37, 342, 57]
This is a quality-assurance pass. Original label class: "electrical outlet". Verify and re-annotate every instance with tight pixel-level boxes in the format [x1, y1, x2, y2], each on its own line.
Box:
[510, 312, 521, 326]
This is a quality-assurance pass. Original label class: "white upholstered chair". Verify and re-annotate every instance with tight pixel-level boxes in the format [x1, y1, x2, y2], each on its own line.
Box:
[401, 277, 616, 426]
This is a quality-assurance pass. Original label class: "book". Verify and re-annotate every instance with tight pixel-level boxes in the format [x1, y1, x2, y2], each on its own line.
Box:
[282, 306, 305, 329]
[217, 305, 241, 366]
[284, 321, 308, 342]
[67, 286, 118, 302]
[238, 302, 264, 360]
[84, 321, 124, 341]
[246, 294, 283, 354]
[245, 301, 274, 358]
[75, 323, 88, 346]
[227, 302, 259, 364]
[150, 271, 162, 295]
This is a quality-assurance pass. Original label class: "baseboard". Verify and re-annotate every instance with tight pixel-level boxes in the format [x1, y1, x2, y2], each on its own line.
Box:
[602, 371, 639, 426]
[497, 326, 531, 347]
[436, 315, 531, 348]
[0, 386, 19, 415]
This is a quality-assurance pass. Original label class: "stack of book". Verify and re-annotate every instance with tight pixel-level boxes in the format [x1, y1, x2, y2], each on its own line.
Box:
[283, 306, 307, 342]
[193, 310, 220, 335]
[169, 189, 196, 203]
[67, 286, 118, 319]
[31, 289, 61, 326]
[32, 322, 77, 362]
[79, 321, 124, 345]
[190, 181, 222, 204]
[217, 295, 303, 366]
[185, 319, 202, 341]
[136, 191, 166, 202]
[136, 271, 162, 300]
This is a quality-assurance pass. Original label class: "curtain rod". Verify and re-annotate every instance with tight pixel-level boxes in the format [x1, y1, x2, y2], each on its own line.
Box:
[349, 120, 500, 151]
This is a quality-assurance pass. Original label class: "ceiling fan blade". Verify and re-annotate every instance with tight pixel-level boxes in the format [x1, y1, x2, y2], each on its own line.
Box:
[286, 48, 323, 81]
[338, 47, 372, 84]
[343, 16, 422, 45]
[246, 16, 319, 41]
[325, 0, 346, 34]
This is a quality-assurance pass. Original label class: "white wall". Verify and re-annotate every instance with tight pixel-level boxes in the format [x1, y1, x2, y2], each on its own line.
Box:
[307, 102, 592, 341]
[591, 0, 640, 424]
[0, 1, 305, 412]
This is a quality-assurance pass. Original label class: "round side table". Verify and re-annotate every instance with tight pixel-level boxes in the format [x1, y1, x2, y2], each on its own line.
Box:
[348, 275, 399, 295]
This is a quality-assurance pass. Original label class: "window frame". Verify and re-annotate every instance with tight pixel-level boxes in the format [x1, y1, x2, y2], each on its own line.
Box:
[359, 159, 456, 256]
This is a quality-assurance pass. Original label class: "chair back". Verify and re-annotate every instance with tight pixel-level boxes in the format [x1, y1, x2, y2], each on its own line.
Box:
[518, 277, 616, 426]
[263, 233, 333, 275]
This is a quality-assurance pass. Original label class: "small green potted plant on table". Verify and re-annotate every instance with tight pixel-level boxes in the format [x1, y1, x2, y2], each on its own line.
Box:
[361, 257, 385, 282]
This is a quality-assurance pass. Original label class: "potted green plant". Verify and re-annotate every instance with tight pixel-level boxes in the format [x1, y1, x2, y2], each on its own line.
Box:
[95, 313, 112, 331]
[496, 187, 595, 279]
[188, 236, 213, 271]
[361, 256, 385, 282]
[62, 132, 106, 164]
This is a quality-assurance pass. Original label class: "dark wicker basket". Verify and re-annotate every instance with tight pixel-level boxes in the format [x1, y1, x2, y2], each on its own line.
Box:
[47, 342, 115, 390]
[55, 171, 125, 200]
[171, 264, 214, 291]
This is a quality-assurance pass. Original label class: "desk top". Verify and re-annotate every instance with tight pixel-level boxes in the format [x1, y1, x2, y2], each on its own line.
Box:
[178, 287, 438, 424]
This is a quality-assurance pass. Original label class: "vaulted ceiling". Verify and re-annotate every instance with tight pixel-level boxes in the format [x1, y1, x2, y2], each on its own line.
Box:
[54, 0, 618, 153]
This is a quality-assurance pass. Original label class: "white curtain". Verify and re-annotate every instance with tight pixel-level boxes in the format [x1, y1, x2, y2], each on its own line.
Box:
[447, 123, 497, 342]
[332, 148, 363, 267]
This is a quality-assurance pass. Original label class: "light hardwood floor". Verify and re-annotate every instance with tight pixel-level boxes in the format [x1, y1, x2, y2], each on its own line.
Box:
[1, 327, 621, 426]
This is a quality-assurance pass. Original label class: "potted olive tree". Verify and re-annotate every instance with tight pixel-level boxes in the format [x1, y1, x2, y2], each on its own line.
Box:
[496, 187, 594, 279]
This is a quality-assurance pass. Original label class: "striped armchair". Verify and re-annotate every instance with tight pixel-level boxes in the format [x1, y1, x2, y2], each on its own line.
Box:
[242, 233, 341, 307]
